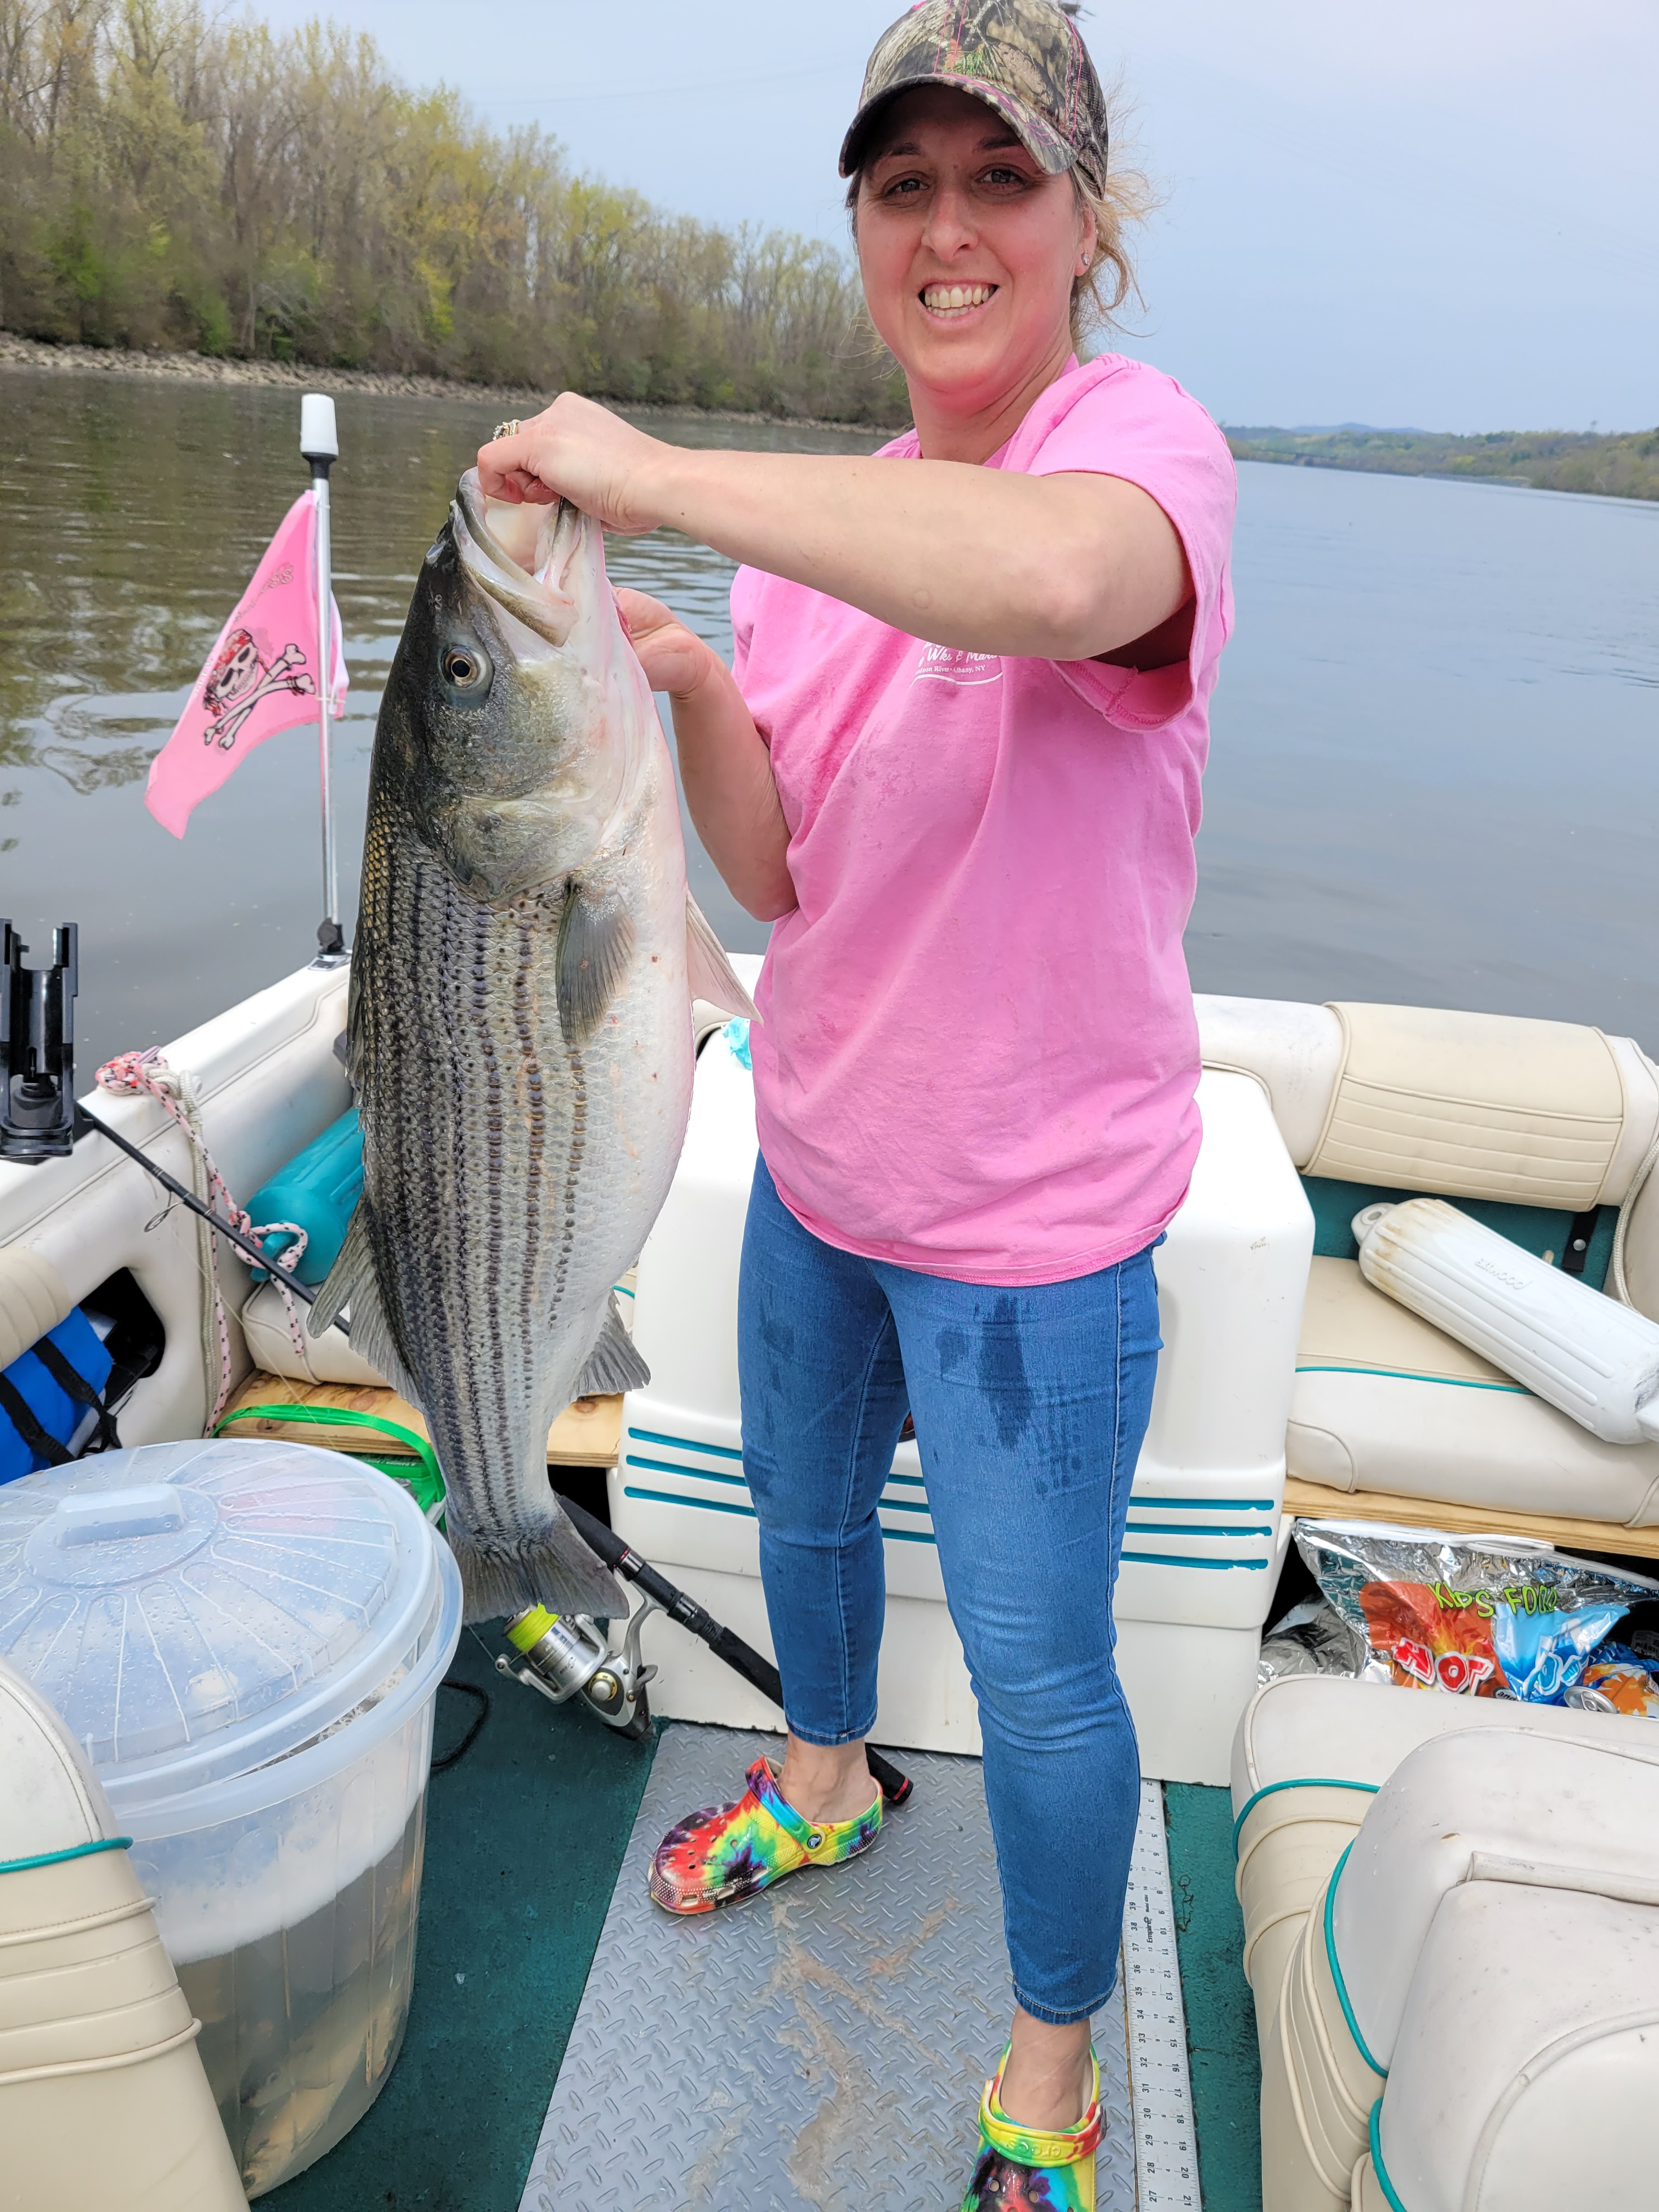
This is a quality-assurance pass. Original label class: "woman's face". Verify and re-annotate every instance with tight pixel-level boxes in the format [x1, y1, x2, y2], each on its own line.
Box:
[855, 86, 1093, 414]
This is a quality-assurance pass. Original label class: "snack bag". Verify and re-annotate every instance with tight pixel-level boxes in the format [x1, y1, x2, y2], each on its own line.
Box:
[1294, 1521, 1659, 1703]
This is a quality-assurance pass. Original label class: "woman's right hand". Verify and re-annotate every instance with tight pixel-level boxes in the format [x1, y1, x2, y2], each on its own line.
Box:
[616, 588, 717, 701]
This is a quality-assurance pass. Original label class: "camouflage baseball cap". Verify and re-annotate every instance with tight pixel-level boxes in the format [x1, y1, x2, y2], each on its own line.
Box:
[840, 1, 1109, 194]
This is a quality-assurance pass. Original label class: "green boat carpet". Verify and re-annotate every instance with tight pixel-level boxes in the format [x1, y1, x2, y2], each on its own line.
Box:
[266, 1624, 661, 2212]
[1165, 1782, 1263, 2212]
[265, 1651, 1259, 2212]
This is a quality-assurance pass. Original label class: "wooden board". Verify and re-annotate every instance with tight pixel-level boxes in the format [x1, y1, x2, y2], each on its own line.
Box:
[222, 1372, 623, 1468]
[1284, 1476, 1659, 1562]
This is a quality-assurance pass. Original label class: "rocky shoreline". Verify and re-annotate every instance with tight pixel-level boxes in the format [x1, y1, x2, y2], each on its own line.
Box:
[0, 331, 898, 434]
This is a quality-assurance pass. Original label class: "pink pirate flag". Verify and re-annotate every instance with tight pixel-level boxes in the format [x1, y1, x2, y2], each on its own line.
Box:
[145, 488, 347, 837]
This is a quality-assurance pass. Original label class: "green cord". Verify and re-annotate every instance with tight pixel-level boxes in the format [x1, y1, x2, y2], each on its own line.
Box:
[215, 1402, 445, 1519]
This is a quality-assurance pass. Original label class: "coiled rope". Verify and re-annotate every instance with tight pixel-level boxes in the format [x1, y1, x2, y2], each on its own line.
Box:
[94, 1049, 309, 1425]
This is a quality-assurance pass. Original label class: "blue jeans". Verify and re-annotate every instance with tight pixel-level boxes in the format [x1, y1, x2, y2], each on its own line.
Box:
[737, 1158, 1161, 2026]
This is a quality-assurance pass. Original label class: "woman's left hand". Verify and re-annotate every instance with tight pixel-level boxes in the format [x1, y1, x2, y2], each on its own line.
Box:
[477, 393, 670, 533]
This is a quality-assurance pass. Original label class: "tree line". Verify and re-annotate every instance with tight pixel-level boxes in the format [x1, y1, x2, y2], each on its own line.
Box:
[0, 0, 907, 421]
[1224, 424, 1659, 504]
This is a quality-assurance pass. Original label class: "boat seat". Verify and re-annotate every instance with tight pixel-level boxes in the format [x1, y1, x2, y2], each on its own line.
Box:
[0, 1660, 243, 2210]
[1287, 1255, 1659, 1524]
[1258, 1726, 1659, 2212]
[1229, 1677, 1652, 2043]
[1197, 997, 1659, 1216]
[1353, 1881, 1659, 2212]
[1199, 996, 1659, 1521]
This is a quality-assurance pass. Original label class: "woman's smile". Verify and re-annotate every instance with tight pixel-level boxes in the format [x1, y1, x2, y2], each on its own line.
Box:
[918, 281, 1000, 321]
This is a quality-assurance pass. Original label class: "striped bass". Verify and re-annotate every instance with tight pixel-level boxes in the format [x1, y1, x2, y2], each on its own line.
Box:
[311, 471, 754, 1622]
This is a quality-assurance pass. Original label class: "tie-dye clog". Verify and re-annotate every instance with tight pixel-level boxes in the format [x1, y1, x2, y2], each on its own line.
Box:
[647, 1756, 881, 1915]
[961, 2046, 1103, 2211]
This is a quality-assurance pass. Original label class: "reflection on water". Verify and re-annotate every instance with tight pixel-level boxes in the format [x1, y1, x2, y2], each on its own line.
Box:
[0, 373, 876, 1075]
[2, 370, 1657, 1082]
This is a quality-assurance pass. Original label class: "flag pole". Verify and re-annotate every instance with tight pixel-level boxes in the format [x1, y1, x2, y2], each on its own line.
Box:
[300, 393, 346, 963]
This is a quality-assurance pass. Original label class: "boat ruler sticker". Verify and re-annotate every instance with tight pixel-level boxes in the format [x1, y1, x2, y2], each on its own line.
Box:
[1122, 1779, 1201, 2211]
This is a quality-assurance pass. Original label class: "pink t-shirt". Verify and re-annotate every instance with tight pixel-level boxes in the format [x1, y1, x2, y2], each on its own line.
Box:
[731, 353, 1236, 1285]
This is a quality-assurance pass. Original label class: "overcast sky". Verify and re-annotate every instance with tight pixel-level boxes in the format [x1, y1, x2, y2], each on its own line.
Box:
[259, 0, 1656, 432]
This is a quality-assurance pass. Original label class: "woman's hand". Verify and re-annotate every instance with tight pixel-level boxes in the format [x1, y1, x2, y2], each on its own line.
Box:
[614, 589, 715, 701]
[477, 394, 672, 534]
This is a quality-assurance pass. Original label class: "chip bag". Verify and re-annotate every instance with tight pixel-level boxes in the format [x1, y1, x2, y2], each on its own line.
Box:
[1293, 1520, 1659, 1703]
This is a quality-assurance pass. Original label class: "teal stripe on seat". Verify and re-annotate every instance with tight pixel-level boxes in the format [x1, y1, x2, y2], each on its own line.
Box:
[1325, 1842, 1388, 2076]
[1368, 2101, 1409, 2212]
[1126, 1522, 1272, 1538]
[627, 1427, 744, 1460]
[625, 1454, 748, 1488]
[1122, 1551, 1267, 1571]
[1126, 1497, 1275, 1511]
[0, 1835, 133, 1876]
[1231, 1776, 1380, 1854]
[1296, 1363, 1527, 1395]
[623, 1485, 757, 1520]
[623, 1486, 938, 1545]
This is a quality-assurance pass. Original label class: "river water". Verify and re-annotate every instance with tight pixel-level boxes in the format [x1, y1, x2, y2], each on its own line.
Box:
[2, 369, 1656, 1082]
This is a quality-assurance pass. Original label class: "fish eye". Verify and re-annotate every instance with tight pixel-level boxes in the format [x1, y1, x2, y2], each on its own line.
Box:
[441, 642, 492, 695]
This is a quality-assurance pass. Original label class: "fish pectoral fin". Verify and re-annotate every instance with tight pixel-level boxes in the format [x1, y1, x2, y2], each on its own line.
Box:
[556, 882, 636, 1044]
[572, 1294, 651, 1397]
[307, 1200, 425, 1406]
[686, 894, 757, 1020]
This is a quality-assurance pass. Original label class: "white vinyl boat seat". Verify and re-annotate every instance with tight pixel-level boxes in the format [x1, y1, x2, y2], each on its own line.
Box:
[1229, 1678, 1652, 2042]
[1197, 997, 1659, 1521]
[1353, 1881, 1659, 2212]
[1287, 1255, 1659, 1523]
[0, 1660, 242, 2209]
[1256, 1720, 1659, 2212]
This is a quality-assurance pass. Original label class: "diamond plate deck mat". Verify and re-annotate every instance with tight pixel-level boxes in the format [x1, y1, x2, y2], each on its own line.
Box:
[518, 1728, 1195, 2212]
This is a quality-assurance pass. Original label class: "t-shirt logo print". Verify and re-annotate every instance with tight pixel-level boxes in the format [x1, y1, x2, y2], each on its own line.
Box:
[913, 642, 1002, 686]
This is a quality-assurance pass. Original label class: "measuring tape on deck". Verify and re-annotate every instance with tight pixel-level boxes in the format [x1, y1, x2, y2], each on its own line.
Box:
[1122, 1780, 1201, 2211]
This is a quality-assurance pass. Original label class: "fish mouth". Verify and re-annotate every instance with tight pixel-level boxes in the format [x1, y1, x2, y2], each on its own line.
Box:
[454, 470, 584, 647]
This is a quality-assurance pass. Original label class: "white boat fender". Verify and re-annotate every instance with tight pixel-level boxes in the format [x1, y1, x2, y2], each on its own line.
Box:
[1354, 1197, 1659, 1444]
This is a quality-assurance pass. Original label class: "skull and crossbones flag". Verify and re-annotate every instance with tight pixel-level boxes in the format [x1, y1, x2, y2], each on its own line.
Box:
[145, 488, 347, 837]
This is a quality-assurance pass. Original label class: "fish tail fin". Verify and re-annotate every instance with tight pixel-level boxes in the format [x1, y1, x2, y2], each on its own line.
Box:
[447, 1503, 625, 1626]
[307, 1199, 424, 1406]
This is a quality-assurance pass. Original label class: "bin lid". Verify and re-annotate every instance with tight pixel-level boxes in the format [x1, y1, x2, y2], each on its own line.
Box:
[0, 1439, 440, 1788]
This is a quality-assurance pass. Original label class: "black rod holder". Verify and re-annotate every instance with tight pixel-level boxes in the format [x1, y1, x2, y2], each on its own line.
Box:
[1, 920, 79, 1163]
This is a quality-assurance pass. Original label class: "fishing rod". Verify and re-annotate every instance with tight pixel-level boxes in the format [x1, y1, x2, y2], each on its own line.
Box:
[551, 1493, 914, 1808]
[77, 1101, 916, 1803]
[75, 1104, 322, 1296]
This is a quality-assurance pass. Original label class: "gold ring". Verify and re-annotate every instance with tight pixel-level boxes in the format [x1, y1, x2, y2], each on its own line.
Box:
[493, 417, 521, 440]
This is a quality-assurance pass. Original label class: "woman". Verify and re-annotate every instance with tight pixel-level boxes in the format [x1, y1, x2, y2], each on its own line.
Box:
[479, 3, 1234, 2203]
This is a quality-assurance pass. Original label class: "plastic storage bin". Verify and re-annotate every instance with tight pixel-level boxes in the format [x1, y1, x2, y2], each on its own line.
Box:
[0, 1437, 461, 2196]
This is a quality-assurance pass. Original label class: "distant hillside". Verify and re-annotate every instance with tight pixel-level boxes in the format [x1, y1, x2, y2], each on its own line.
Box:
[1224, 425, 1659, 502]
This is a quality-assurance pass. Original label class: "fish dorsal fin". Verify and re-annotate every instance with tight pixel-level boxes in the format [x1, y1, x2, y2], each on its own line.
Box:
[573, 1294, 651, 1398]
[686, 895, 757, 1020]
[557, 883, 636, 1045]
[306, 1199, 424, 1407]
